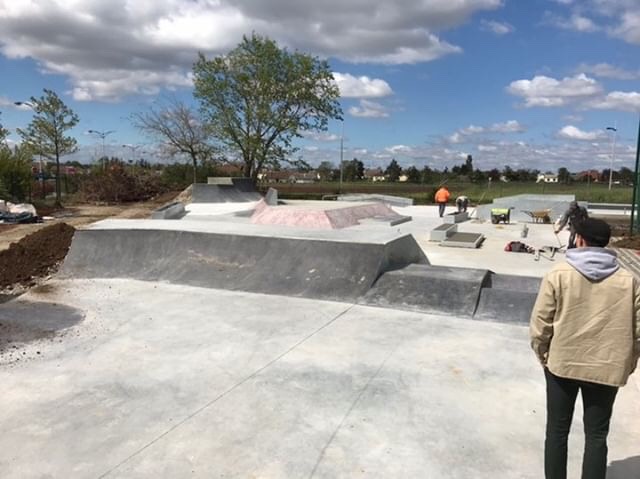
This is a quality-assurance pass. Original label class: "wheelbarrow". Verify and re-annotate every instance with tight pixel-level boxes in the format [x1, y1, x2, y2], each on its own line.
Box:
[522, 209, 552, 224]
[491, 208, 511, 224]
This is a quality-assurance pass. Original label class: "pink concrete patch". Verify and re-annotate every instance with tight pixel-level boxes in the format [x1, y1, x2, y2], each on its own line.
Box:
[250, 200, 400, 229]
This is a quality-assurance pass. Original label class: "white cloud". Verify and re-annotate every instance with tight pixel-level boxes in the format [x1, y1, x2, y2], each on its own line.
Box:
[612, 11, 640, 44]
[348, 100, 389, 118]
[545, 12, 600, 32]
[489, 120, 525, 133]
[557, 125, 606, 141]
[549, 0, 640, 45]
[447, 120, 525, 143]
[385, 144, 414, 154]
[586, 91, 640, 112]
[576, 63, 640, 80]
[302, 131, 341, 142]
[507, 74, 602, 107]
[478, 144, 497, 151]
[332, 73, 393, 98]
[480, 19, 515, 35]
[0, 0, 503, 101]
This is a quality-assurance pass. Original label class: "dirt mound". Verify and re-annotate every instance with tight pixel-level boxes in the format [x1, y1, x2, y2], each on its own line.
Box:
[0, 223, 75, 289]
[611, 236, 640, 250]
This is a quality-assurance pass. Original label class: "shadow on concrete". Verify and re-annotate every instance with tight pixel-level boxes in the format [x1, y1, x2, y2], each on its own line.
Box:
[0, 300, 84, 353]
[607, 455, 640, 479]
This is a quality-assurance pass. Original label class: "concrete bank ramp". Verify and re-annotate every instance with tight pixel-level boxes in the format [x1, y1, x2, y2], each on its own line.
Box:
[61, 220, 428, 302]
[364, 264, 540, 324]
[192, 178, 262, 203]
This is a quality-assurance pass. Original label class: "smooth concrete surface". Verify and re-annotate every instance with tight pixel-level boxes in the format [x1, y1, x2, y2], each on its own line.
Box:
[1, 279, 638, 478]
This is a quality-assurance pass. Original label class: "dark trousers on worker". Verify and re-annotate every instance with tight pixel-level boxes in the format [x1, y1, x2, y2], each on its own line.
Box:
[438, 202, 446, 217]
[544, 369, 618, 479]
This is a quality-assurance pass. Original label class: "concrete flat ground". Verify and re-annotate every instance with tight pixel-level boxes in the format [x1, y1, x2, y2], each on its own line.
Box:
[1, 279, 638, 478]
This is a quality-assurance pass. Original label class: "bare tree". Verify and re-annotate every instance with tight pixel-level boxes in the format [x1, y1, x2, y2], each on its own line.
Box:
[132, 98, 215, 184]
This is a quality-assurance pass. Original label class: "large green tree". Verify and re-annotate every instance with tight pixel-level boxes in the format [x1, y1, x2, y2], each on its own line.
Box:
[193, 34, 342, 181]
[17, 89, 79, 206]
[385, 159, 402, 182]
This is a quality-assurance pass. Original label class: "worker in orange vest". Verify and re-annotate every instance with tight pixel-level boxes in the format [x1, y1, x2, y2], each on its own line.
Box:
[434, 186, 451, 217]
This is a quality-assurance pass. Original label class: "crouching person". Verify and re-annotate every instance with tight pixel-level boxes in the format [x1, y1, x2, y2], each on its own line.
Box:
[529, 218, 640, 479]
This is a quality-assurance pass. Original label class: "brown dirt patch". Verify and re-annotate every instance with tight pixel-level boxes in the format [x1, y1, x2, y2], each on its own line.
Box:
[0, 223, 75, 289]
[611, 236, 640, 250]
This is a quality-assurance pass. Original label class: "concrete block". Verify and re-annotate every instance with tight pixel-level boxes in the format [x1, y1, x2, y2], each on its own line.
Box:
[443, 211, 469, 224]
[265, 188, 278, 206]
[363, 264, 489, 317]
[429, 223, 457, 242]
[440, 232, 484, 248]
[474, 272, 540, 324]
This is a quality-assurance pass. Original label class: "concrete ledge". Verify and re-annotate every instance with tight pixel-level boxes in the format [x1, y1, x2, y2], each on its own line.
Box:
[430, 223, 457, 242]
[440, 232, 485, 248]
[151, 202, 186, 220]
[474, 273, 540, 324]
[443, 211, 469, 224]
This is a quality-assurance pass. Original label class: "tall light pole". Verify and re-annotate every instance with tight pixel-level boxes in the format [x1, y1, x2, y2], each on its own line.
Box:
[14, 100, 46, 199]
[88, 129, 115, 170]
[339, 120, 344, 195]
[606, 124, 617, 191]
[122, 144, 142, 162]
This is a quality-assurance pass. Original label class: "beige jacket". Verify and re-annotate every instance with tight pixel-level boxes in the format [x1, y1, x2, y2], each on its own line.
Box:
[530, 253, 640, 387]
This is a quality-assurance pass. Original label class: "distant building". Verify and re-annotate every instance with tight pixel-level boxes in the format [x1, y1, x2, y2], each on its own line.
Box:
[364, 168, 386, 182]
[262, 170, 319, 184]
[574, 170, 599, 182]
[536, 173, 558, 183]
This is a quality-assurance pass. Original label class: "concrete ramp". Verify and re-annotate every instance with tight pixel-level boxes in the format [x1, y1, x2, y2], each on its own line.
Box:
[475, 273, 540, 324]
[192, 178, 262, 203]
[363, 264, 539, 323]
[61, 221, 428, 302]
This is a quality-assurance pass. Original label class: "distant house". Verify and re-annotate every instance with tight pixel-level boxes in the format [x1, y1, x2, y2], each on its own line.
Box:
[262, 170, 319, 184]
[364, 168, 386, 182]
[398, 174, 409, 183]
[536, 173, 559, 183]
[574, 170, 600, 182]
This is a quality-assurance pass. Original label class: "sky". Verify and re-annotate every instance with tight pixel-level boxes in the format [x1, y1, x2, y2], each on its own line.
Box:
[0, 0, 639, 173]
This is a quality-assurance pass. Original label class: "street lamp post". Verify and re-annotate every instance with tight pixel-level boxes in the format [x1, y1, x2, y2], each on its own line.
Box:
[122, 144, 142, 163]
[88, 129, 115, 170]
[14, 100, 46, 199]
[339, 120, 344, 195]
[606, 124, 617, 191]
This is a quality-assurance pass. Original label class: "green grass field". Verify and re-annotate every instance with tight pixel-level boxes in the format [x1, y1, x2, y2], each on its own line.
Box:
[262, 181, 634, 205]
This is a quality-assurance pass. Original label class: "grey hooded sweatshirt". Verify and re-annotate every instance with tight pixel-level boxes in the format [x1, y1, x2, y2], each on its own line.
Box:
[566, 247, 619, 281]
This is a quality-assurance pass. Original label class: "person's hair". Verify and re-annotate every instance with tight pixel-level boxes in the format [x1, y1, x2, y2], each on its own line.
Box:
[574, 218, 611, 247]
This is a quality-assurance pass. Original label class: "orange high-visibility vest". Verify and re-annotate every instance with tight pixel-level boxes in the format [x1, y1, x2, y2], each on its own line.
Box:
[434, 188, 450, 203]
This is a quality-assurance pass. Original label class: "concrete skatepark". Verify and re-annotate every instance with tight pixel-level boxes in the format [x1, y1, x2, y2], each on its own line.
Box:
[1, 182, 638, 478]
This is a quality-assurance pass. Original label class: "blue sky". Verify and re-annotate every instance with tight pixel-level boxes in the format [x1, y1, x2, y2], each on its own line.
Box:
[0, 0, 639, 173]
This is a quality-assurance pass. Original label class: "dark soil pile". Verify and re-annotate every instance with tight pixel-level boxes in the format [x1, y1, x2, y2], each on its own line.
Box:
[0, 223, 75, 289]
[611, 236, 640, 250]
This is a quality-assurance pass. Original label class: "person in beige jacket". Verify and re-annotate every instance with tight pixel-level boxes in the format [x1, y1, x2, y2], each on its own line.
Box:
[530, 218, 639, 479]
